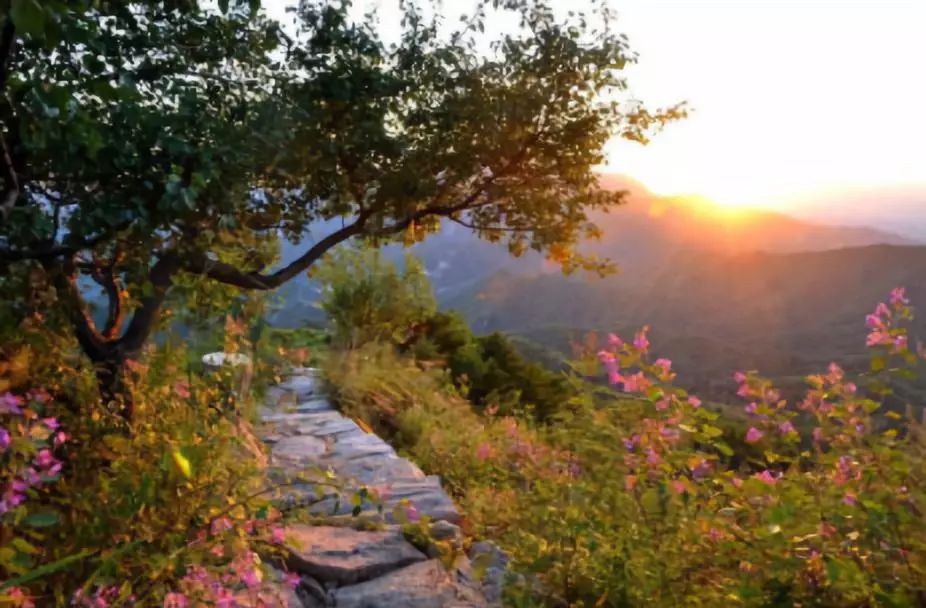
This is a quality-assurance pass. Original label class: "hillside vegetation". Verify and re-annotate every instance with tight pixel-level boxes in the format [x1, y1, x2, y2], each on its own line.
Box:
[312, 248, 926, 606]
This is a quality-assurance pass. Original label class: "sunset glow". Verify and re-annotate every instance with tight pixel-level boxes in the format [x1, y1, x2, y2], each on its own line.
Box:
[603, 0, 926, 214]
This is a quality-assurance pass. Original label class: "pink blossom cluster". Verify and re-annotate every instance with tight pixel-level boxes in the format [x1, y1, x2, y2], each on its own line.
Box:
[1, 392, 67, 517]
[865, 287, 912, 352]
[597, 327, 660, 394]
[597, 329, 714, 493]
[72, 585, 124, 607]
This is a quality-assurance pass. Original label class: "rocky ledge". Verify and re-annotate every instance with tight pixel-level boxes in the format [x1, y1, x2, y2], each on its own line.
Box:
[254, 368, 508, 607]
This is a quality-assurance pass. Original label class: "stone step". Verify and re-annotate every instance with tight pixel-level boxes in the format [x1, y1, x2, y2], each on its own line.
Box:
[283, 525, 426, 586]
[332, 559, 486, 608]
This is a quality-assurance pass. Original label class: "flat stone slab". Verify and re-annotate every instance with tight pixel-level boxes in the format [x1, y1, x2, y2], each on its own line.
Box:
[332, 559, 486, 608]
[284, 525, 426, 585]
[272, 435, 328, 462]
[295, 398, 335, 413]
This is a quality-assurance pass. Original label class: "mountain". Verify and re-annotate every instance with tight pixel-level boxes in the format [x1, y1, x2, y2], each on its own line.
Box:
[452, 244, 926, 397]
[268, 174, 917, 330]
[266, 177, 926, 402]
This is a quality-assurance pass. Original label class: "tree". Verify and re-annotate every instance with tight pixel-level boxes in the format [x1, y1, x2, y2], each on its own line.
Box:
[313, 247, 436, 349]
[0, 0, 682, 419]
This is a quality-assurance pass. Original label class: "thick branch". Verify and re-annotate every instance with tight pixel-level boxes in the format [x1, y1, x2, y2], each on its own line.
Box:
[89, 265, 126, 339]
[183, 213, 371, 290]
[118, 254, 181, 354]
[0, 218, 134, 263]
[51, 258, 108, 361]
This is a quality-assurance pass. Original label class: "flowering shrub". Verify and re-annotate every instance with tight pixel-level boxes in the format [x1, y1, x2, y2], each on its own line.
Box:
[0, 339, 316, 606]
[0, 390, 68, 606]
[325, 289, 926, 606]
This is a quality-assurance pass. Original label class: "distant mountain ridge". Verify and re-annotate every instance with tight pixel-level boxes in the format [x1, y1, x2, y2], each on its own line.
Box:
[269, 175, 918, 330]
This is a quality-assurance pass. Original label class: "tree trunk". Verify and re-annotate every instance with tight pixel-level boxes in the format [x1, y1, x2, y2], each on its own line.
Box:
[94, 355, 134, 421]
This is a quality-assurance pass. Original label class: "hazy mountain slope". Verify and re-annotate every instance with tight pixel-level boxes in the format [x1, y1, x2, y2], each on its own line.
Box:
[453, 244, 926, 398]
[267, 176, 915, 327]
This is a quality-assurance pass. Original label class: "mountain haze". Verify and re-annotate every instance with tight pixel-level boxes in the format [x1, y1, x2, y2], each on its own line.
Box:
[269, 176, 924, 398]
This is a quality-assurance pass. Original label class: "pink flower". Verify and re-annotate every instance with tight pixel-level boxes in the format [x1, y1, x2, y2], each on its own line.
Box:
[744, 402, 758, 415]
[890, 287, 908, 306]
[894, 335, 908, 353]
[283, 571, 301, 589]
[812, 427, 823, 442]
[405, 503, 420, 522]
[733, 371, 747, 384]
[607, 369, 621, 385]
[646, 448, 662, 466]
[241, 569, 261, 589]
[597, 350, 615, 364]
[670, 479, 686, 494]
[34, 449, 56, 469]
[8, 587, 34, 608]
[867, 330, 892, 347]
[42, 417, 59, 430]
[174, 381, 191, 399]
[653, 358, 673, 380]
[0, 392, 22, 415]
[0, 427, 9, 452]
[53, 431, 67, 446]
[654, 398, 670, 411]
[843, 492, 858, 507]
[270, 526, 286, 545]
[622, 435, 640, 452]
[210, 516, 233, 536]
[826, 362, 844, 383]
[163, 593, 188, 608]
[778, 421, 796, 435]
[866, 314, 886, 330]
[607, 333, 623, 347]
[633, 326, 650, 353]
[213, 588, 236, 608]
[875, 302, 891, 318]
[754, 470, 778, 485]
[687, 396, 702, 408]
[745, 427, 763, 443]
[209, 545, 225, 557]
[475, 442, 493, 461]
[622, 372, 650, 394]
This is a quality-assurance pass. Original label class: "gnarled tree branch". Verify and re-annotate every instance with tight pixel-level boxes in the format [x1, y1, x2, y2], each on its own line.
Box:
[182, 211, 372, 290]
[51, 258, 108, 361]
[88, 264, 126, 339]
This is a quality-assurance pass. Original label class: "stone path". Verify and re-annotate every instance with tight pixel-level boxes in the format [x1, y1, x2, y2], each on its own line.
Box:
[254, 368, 508, 608]
[260, 368, 459, 523]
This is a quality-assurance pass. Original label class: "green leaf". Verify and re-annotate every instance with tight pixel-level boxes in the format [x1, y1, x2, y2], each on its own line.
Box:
[10, 0, 46, 39]
[23, 512, 59, 528]
[0, 549, 95, 591]
[10, 538, 38, 555]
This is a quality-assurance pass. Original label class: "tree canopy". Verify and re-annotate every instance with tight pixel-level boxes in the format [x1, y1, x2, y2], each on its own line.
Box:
[0, 0, 682, 414]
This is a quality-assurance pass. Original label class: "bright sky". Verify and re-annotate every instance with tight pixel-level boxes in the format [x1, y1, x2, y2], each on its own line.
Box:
[264, 0, 926, 229]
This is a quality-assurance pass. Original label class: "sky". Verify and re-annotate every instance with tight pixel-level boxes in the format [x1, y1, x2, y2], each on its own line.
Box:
[264, 0, 926, 235]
